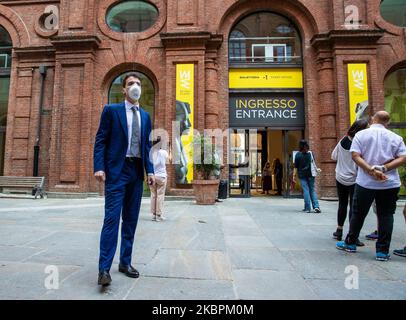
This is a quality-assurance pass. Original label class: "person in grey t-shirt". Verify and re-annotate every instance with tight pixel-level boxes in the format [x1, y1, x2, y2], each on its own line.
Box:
[336, 111, 406, 261]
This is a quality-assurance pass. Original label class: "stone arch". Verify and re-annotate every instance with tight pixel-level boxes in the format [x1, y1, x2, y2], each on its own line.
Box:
[384, 59, 406, 82]
[100, 62, 158, 102]
[0, 4, 30, 47]
[97, 63, 159, 126]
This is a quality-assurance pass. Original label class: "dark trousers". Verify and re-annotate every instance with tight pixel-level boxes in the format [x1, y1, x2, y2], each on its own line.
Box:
[99, 158, 144, 272]
[276, 176, 282, 194]
[336, 180, 355, 227]
[345, 184, 399, 254]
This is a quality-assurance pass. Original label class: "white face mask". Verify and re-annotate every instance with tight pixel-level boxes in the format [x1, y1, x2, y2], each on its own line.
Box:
[128, 84, 142, 101]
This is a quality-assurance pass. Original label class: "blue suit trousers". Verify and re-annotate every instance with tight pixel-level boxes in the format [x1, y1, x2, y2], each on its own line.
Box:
[99, 158, 144, 272]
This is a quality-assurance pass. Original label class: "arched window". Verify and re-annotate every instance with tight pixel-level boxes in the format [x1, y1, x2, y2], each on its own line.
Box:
[0, 25, 12, 175]
[106, 0, 159, 33]
[384, 68, 406, 195]
[228, 12, 302, 65]
[380, 0, 406, 28]
[108, 71, 155, 123]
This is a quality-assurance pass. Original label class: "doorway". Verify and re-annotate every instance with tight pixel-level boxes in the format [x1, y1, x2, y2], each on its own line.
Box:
[229, 128, 303, 198]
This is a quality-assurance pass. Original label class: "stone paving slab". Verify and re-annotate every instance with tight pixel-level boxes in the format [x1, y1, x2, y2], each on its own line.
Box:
[143, 249, 233, 280]
[0, 197, 405, 300]
[0, 261, 80, 300]
[232, 269, 318, 300]
[227, 246, 294, 271]
[306, 279, 406, 300]
[125, 277, 236, 300]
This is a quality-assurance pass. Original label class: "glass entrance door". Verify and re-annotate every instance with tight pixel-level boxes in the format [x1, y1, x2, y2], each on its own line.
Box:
[229, 129, 304, 198]
[283, 130, 304, 198]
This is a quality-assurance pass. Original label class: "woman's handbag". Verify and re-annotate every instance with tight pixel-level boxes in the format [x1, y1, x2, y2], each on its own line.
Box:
[310, 151, 322, 177]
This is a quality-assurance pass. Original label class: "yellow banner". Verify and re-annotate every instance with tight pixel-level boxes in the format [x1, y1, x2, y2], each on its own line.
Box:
[175, 64, 194, 184]
[229, 68, 303, 89]
[347, 64, 369, 124]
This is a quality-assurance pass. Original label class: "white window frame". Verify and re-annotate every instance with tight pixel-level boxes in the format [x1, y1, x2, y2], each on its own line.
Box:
[251, 44, 287, 62]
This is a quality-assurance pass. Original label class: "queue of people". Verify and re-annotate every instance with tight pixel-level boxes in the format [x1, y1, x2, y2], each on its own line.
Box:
[291, 111, 406, 261]
[334, 111, 406, 261]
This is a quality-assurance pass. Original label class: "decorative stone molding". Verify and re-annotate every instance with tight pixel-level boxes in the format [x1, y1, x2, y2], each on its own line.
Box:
[311, 30, 384, 49]
[50, 35, 101, 52]
[160, 31, 223, 50]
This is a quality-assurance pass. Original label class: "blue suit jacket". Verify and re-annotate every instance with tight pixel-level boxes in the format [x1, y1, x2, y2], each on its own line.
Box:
[94, 102, 154, 182]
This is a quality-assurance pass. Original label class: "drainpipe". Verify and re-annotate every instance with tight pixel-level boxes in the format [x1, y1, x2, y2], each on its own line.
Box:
[33, 65, 47, 177]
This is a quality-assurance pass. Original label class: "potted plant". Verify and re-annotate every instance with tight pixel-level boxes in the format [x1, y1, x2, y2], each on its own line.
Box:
[191, 135, 221, 205]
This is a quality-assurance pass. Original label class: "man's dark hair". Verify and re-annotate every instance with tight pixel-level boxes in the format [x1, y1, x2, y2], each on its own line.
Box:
[299, 139, 309, 152]
[122, 73, 141, 88]
[347, 119, 369, 138]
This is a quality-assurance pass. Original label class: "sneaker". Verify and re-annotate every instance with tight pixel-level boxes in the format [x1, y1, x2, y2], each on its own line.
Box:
[302, 209, 311, 213]
[156, 215, 166, 222]
[151, 215, 157, 221]
[366, 230, 378, 240]
[336, 241, 357, 253]
[376, 252, 390, 261]
[356, 239, 365, 247]
[333, 229, 343, 241]
[393, 247, 406, 257]
[314, 208, 321, 213]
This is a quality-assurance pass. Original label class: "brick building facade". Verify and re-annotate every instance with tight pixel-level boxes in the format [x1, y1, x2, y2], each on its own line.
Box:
[0, 0, 405, 198]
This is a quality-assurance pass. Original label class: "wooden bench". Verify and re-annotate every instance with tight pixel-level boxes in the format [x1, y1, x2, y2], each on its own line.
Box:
[0, 176, 46, 199]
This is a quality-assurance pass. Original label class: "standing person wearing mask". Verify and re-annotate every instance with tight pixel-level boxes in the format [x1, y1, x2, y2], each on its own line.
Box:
[336, 111, 406, 261]
[331, 119, 369, 245]
[150, 137, 169, 222]
[293, 140, 321, 213]
[94, 73, 155, 286]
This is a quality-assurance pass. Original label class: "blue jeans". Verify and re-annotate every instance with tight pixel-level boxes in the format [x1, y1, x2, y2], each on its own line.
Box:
[299, 177, 320, 210]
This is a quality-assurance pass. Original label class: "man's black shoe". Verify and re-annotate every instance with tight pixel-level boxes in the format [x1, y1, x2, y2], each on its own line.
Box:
[118, 264, 140, 278]
[98, 271, 112, 286]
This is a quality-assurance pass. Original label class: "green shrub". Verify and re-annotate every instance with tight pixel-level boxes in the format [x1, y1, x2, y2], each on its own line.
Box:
[193, 135, 221, 180]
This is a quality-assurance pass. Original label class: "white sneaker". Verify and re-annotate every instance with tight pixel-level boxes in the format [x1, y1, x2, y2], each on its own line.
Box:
[152, 215, 157, 221]
[156, 215, 166, 221]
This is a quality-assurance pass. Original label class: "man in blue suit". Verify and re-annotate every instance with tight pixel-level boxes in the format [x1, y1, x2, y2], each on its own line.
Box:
[94, 73, 155, 286]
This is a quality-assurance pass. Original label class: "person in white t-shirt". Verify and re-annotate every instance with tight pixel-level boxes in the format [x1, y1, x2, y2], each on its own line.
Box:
[336, 111, 406, 261]
[150, 138, 169, 221]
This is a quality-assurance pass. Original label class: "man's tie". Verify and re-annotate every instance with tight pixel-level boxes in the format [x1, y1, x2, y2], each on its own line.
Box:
[130, 106, 141, 158]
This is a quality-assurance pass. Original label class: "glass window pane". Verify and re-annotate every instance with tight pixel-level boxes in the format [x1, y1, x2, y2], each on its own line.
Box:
[108, 72, 154, 123]
[0, 26, 12, 47]
[384, 68, 406, 123]
[380, 0, 406, 27]
[106, 1, 159, 33]
[0, 77, 10, 127]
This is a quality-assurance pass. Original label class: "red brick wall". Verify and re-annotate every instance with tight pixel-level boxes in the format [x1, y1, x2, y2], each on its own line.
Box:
[1, 0, 405, 197]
